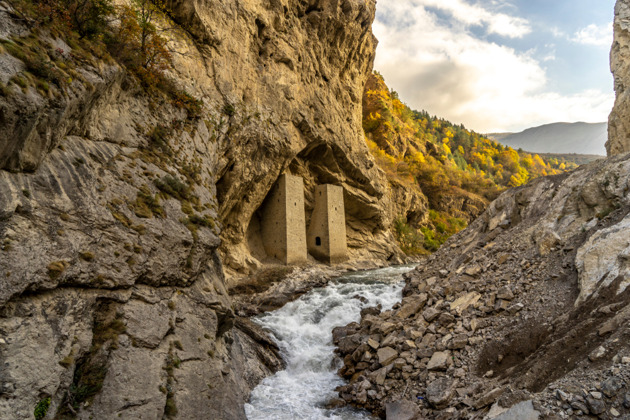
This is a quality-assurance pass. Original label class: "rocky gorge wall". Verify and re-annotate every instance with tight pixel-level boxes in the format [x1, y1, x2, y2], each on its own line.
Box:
[609, 0, 630, 155]
[0, 0, 417, 418]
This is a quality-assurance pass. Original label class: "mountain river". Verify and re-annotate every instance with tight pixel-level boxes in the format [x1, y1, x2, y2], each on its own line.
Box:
[244, 265, 414, 420]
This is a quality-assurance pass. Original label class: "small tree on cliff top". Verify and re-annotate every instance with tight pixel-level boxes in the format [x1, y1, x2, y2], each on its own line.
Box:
[111, 0, 173, 85]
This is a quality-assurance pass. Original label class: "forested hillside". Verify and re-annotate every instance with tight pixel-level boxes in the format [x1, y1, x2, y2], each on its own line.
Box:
[363, 72, 577, 253]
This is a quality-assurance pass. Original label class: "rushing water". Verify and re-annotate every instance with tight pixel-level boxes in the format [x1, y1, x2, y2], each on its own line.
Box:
[244, 265, 414, 420]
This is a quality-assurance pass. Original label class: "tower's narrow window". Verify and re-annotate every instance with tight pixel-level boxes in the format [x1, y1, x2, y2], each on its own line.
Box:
[315, 237, 321, 246]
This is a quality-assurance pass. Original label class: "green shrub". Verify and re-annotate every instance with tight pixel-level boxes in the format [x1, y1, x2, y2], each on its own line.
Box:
[154, 176, 190, 201]
[132, 185, 164, 218]
[223, 103, 235, 116]
[34, 397, 51, 420]
[393, 217, 425, 255]
[147, 125, 172, 154]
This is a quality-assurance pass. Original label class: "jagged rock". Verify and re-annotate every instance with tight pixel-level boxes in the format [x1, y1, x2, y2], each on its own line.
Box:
[470, 318, 488, 332]
[395, 293, 428, 319]
[601, 377, 625, 398]
[534, 228, 562, 256]
[489, 400, 540, 420]
[450, 334, 468, 350]
[586, 396, 606, 415]
[474, 388, 505, 409]
[464, 264, 482, 277]
[427, 351, 450, 371]
[337, 334, 363, 355]
[423, 307, 441, 322]
[377, 347, 398, 366]
[450, 292, 481, 314]
[576, 214, 630, 304]
[371, 366, 389, 385]
[425, 378, 454, 408]
[367, 338, 379, 350]
[589, 346, 607, 362]
[497, 287, 515, 301]
[385, 400, 420, 420]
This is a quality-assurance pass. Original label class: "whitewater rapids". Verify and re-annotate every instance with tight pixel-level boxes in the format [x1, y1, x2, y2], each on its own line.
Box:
[245, 265, 413, 420]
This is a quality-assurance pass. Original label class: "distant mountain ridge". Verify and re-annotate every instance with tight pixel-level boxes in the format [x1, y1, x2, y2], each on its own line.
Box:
[487, 122, 608, 156]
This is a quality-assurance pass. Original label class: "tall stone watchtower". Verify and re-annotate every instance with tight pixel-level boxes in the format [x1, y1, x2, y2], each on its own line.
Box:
[260, 174, 308, 264]
[307, 184, 348, 264]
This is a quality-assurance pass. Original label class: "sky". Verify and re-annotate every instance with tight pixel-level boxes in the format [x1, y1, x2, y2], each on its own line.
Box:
[373, 0, 617, 133]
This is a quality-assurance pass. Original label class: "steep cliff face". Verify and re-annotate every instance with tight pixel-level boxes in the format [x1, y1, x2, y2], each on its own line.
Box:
[164, 0, 405, 275]
[608, 0, 630, 155]
[0, 0, 407, 418]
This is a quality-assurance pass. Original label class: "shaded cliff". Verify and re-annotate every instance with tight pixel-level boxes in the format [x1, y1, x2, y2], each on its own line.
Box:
[0, 0, 412, 418]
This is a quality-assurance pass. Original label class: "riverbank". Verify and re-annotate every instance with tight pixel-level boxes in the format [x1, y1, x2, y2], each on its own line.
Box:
[230, 258, 424, 317]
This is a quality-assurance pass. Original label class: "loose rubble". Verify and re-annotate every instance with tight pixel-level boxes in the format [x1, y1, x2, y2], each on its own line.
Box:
[334, 156, 630, 419]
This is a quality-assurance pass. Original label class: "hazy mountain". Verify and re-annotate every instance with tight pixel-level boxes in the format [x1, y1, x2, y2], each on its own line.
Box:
[487, 122, 608, 156]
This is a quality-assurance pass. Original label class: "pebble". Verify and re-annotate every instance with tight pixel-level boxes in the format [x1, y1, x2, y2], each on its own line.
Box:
[610, 407, 620, 417]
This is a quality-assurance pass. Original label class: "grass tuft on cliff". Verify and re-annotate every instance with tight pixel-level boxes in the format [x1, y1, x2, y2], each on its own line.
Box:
[364, 72, 578, 254]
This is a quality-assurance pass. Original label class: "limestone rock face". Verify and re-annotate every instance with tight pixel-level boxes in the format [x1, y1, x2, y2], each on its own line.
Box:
[608, 0, 630, 155]
[0, 0, 394, 418]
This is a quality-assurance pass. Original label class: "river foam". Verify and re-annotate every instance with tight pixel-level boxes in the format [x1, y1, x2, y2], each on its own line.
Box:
[245, 265, 413, 420]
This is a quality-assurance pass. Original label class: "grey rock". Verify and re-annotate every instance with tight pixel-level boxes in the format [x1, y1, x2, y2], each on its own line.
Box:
[489, 400, 540, 420]
[427, 351, 450, 371]
[425, 378, 454, 408]
[586, 396, 606, 415]
[601, 376, 624, 398]
[385, 400, 420, 420]
[395, 293, 428, 319]
[474, 388, 504, 409]
[377, 347, 398, 366]
[423, 307, 440, 322]
[570, 400, 589, 414]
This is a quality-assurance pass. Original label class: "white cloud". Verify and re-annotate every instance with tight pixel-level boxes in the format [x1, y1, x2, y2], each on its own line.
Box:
[420, 0, 531, 38]
[572, 23, 613, 47]
[373, 1, 614, 133]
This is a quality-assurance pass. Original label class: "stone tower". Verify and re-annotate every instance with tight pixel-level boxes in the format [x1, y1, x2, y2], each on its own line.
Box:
[260, 174, 307, 264]
[307, 184, 348, 264]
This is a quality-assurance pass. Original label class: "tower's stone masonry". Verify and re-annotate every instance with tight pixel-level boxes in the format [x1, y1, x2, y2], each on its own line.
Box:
[261, 174, 307, 264]
[307, 184, 348, 264]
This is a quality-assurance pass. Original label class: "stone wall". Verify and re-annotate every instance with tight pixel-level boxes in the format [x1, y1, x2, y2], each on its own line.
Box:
[307, 184, 348, 264]
[261, 174, 307, 264]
